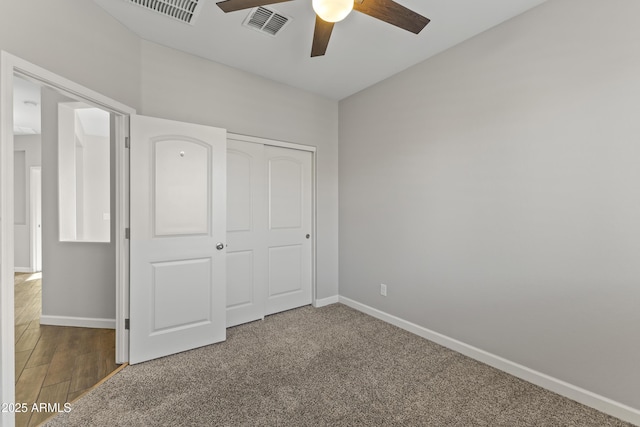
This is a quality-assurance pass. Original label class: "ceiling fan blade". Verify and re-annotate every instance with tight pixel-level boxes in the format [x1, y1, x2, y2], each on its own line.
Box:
[216, 0, 293, 13]
[311, 16, 334, 57]
[353, 0, 430, 34]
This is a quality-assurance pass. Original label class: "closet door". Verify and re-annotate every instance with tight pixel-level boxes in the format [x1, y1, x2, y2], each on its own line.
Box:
[226, 140, 267, 327]
[264, 146, 313, 315]
[226, 141, 313, 325]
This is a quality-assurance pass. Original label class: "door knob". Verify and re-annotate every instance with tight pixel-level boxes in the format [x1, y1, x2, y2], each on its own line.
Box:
[216, 243, 225, 250]
[306, 234, 310, 239]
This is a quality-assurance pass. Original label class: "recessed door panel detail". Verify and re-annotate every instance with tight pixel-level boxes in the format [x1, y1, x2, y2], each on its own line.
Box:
[227, 251, 254, 308]
[227, 150, 253, 232]
[269, 158, 303, 230]
[154, 138, 210, 237]
[268, 245, 303, 297]
[151, 258, 212, 333]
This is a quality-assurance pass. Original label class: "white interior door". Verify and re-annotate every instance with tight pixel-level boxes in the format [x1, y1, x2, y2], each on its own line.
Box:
[265, 146, 312, 315]
[129, 115, 226, 364]
[226, 140, 267, 327]
[30, 167, 42, 272]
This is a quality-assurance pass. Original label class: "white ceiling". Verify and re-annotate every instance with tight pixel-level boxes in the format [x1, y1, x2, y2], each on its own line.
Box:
[13, 76, 41, 135]
[93, 0, 548, 100]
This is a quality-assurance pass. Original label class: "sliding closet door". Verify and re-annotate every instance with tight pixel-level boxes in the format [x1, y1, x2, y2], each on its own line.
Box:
[226, 140, 266, 327]
[226, 141, 313, 324]
[264, 146, 313, 315]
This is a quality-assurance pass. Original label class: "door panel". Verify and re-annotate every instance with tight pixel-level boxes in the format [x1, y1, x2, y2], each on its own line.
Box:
[225, 140, 266, 327]
[151, 258, 212, 331]
[268, 244, 303, 296]
[269, 158, 303, 229]
[154, 139, 210, 236]
[226, 250, 255, 307]
[227, 150, 253, 232]
[265, 146, 312, 315]
[130, 115, 226, 364]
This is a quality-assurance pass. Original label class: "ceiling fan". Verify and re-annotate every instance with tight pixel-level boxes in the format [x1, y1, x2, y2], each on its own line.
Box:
[216, 0, 430, 57]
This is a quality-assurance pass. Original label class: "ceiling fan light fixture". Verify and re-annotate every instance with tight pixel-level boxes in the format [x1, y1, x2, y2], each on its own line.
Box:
[312, 0, 353, 23]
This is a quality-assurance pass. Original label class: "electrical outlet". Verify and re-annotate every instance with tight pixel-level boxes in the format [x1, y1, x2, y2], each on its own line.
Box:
[380, 283, 387, 297]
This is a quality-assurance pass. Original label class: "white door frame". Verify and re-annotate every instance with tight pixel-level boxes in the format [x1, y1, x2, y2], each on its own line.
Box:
[0, 51, 134, 425]
[227, 133, 318, 308]
[29, 166, 42, 272]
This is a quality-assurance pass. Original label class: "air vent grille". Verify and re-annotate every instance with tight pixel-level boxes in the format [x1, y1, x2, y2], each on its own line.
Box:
[263, 13, 288, 35]
[247, 7, 272, 29]
[243, 7, 291, 37]
[129, 0, 201, 24]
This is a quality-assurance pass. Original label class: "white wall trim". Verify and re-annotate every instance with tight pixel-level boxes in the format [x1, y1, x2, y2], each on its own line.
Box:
[13, 267, 34, 273]
[338, 296, 640, 426]
[115, 114, 130, 364]
[40, 315, 116, 329]
[313, 295, 339, 308]
[0, 51, 17, 426]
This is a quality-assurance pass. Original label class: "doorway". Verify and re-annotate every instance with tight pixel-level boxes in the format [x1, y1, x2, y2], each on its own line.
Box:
[12, 76, 123, 426]
[1, 51, 133, 426]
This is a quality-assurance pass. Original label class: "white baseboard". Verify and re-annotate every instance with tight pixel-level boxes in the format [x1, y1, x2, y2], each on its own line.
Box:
[40, 315, 115, 329]
[338, 296, 640, 426]
[14, 267, 34, 273]
[313, 295, 339, 308]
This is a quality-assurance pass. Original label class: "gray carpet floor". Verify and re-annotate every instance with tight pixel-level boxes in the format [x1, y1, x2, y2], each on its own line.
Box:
[45, 304, 632, 426]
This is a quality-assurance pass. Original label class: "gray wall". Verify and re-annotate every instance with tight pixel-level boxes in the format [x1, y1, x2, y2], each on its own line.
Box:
[339, 0, 640, 410]
[13, 135, 42, 270]
[40, 88, 116, 321]
[140, 41, 339, 299]
[81, 134, 111, 242]
[0, 0, 142, 110]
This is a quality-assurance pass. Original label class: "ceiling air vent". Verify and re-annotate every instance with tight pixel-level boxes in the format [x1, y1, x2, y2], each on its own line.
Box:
[128, 0, 201, 24]
[243, 7, 291, 36]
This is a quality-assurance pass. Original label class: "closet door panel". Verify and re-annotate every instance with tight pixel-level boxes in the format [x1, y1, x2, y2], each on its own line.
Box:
[265, 146, 313, 315]
[225, 141, 266, 327]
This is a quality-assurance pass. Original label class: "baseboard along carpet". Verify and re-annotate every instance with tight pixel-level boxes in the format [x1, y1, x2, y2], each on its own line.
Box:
[44, 304, 632, 426]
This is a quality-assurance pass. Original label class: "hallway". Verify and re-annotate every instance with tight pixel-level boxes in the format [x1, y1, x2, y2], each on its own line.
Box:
[14, 272, 120, 426]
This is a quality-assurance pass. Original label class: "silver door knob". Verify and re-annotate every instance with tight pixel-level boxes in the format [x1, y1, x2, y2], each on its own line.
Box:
[216, 243, 225, 250]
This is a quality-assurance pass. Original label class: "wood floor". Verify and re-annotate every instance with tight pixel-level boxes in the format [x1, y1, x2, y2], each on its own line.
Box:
[14, 272, 120, 427]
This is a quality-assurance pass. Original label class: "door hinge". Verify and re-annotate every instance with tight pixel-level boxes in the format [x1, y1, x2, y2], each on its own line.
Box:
[125, 228, 130, 239]
[125, 318, 130, 330]
[125, 136, 130, 149]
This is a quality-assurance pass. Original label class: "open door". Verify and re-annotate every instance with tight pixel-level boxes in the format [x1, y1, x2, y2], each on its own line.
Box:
[30, 167, 42, 272]
[129, 115, 227, 364]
